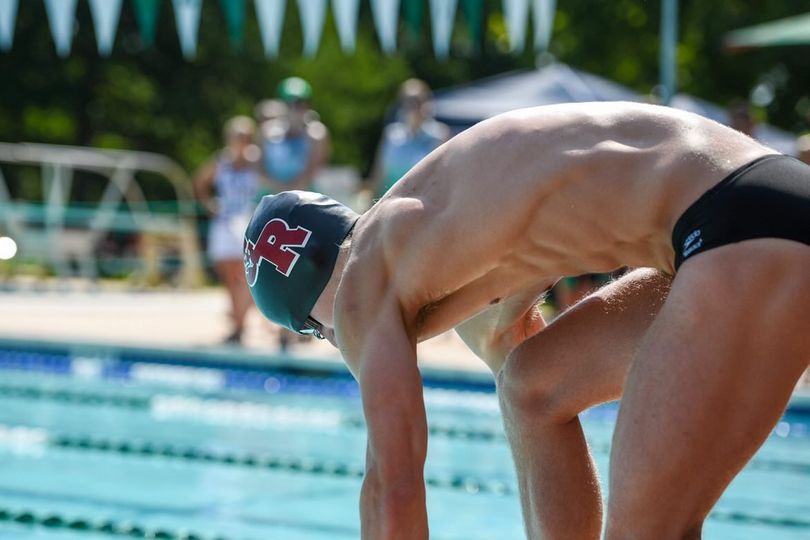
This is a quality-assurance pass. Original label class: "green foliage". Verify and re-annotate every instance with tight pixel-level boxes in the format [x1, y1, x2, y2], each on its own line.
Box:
[0, 0, 808, 179]
[549, 0, 810, 131]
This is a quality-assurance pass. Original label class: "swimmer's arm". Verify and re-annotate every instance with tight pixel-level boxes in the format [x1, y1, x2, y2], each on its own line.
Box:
[354, 303, 428, 539]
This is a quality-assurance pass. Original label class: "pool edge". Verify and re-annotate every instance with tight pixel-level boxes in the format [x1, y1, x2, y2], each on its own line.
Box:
[1, 334, 809, 413]
[0, 334, 497, 388]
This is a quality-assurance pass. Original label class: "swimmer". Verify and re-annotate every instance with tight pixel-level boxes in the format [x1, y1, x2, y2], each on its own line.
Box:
[243, 102, 810, 539]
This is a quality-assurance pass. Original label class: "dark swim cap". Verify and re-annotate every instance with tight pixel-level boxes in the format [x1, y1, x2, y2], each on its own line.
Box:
[243, 191, 359, 333]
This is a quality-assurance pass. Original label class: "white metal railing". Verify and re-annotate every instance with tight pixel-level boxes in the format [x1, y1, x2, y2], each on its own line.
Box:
[0, 142, 204, 287]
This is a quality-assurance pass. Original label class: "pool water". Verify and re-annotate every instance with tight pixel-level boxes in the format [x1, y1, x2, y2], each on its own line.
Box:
[0, 353, 807, 540]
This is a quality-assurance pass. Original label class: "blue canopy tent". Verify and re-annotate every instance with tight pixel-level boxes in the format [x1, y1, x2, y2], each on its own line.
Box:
[433, 61, 798, 155]
[432, 62, 642, 131]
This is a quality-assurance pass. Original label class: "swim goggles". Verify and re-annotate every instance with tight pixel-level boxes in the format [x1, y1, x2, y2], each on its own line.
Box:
[300, 316, 325, 340]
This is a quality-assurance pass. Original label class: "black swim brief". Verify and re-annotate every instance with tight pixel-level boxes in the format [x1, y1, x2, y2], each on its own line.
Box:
[672, 154, 810, 271]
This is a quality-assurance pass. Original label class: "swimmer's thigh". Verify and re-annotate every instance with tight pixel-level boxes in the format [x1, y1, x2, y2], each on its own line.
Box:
[607, 239, 810, 537]
[499, 268, 672, 420]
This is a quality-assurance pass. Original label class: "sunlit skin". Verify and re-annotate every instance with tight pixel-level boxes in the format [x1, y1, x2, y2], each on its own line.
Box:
[306, 102, 810, 539]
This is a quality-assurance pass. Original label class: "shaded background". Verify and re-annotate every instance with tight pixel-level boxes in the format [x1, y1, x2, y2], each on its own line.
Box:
[1, 0, 809, 177]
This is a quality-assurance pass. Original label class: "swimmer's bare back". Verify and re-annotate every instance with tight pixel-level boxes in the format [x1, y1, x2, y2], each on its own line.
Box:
[336, 102, 773, 350]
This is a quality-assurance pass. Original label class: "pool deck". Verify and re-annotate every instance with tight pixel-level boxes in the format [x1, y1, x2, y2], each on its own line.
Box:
[0, 285, 488, 375]
[1, 285, 808, 401]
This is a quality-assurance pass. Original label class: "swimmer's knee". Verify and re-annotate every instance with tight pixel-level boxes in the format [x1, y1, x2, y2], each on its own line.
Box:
[497, 344, 574, 425]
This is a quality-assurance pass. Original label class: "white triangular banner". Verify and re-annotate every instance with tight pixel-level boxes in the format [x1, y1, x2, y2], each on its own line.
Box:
[88, 0, 123, 56]
[254, 0, 286, 58]
[331, 0, 359, 53]
[430, 0, 457, 59]
[532, 0, 555, 51]
[172, 0, 202, 59]
[44, 0, 77, 57]
[503, 0, 528, 52]
[0, 0, 18, 51]
[370, 0, 400, 55]
[297, 0, 326, 56]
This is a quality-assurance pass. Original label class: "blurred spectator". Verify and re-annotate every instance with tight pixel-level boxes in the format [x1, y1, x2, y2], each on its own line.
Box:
[728, 99, 756, 137]
[798, 133, 810, 166]
[258, 77, 330, 193]
[254, 99, 288, 126]
[367, 79, 450, 200]
[194, 116, 263, 345]
[255, 78, 331, 351]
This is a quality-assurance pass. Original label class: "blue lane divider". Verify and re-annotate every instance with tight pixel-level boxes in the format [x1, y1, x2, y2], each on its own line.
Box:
[4, 381, 809, 453]
[709, 509, 810, 530]
[43, 430, 515, 497]
[2, 493, 808, 534]
[0, 506, 229, 539]
[7, 380, 810, 482]
[0, 382, 508, 442]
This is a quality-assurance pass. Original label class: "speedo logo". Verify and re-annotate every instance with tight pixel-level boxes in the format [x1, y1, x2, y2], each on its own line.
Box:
[682, 229, 703, 258]
[244, 219, 312, 286]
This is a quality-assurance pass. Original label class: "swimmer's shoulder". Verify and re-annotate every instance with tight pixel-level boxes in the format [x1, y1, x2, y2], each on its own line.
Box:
[362, 193, 428, 227]
[379, 197, 433, 253]
[348, 197, 431, 295]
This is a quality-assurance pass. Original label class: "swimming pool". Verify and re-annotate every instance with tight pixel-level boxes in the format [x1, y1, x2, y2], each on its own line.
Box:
[0, 342, 807, 540]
